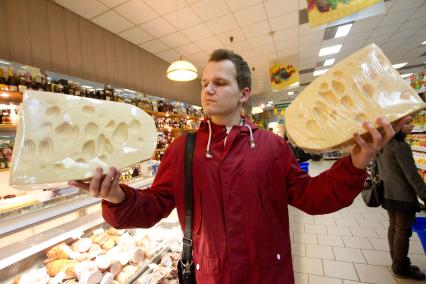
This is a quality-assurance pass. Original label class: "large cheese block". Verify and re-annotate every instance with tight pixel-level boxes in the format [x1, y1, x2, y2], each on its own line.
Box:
[285, 44, 426, 153]
[10, 90, 157, 187]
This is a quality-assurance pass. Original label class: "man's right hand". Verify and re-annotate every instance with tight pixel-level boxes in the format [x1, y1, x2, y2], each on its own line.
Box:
[69, 167, 125, 204]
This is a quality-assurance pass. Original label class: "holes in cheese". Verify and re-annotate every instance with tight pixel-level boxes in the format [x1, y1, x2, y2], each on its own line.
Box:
[284, 44, 426, 153]
[112, 122, 128, 145]
[10, 91, 157, 187]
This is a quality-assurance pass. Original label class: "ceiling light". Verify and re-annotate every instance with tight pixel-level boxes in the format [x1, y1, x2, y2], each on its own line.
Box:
[422, 40, 426, 45]
[268, 101, 274, 104]
[313, 69, 329, 76]
[401, 73, 412, 78]
[319, 44, 342, 56]
[324, 58, 335, 66]
[392, 62, 407, 69]
[288, 91, 294, 95]
[167, 57, 198, 81]
[0, 60, 10, 65]
[335, 23, 352, 38]
[252, 106, 263, 114]
[260, 104, 265, 108]
[289, 82, 300, 87]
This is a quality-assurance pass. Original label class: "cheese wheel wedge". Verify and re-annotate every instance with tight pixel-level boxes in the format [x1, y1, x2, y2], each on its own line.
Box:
[285, 44, 426, 153]
[9, 90, 157, 187]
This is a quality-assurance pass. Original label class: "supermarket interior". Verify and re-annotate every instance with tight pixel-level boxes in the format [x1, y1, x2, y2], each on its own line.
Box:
[0, 0, 426, 283]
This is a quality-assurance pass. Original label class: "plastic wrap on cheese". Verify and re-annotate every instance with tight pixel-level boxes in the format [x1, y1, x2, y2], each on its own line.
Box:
[285, 44, 426, 153]
[9, 90, 157, 187]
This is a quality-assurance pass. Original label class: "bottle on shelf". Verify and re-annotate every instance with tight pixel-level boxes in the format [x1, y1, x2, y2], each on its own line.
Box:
[105, 84, 114, 101]
[0, 68, 8, 91]
[6, 67, 18, 92]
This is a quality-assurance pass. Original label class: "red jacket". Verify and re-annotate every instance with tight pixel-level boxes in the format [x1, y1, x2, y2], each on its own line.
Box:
[102, 118, 367, 283]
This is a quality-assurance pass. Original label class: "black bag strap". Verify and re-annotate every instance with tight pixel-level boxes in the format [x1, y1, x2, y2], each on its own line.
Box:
[181, 132, 196, 281]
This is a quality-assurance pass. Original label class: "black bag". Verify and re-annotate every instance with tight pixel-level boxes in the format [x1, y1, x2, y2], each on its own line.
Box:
[178, 132, 196, 284]
[362, 156, 384, 207]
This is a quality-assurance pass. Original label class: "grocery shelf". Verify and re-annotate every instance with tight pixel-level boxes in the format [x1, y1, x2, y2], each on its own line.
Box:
[146, 110, 200, 120]
[412, 146, 426, 153]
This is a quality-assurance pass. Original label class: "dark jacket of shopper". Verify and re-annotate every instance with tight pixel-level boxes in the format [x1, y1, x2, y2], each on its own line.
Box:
[102, 118, 367, 284]
[377, 137, 426, 212]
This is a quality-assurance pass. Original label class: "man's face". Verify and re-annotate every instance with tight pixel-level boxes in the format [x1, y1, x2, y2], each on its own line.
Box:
[201, 60, 248, 117]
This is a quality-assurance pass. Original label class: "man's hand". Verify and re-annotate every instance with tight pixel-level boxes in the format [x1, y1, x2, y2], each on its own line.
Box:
[351, 116, 412, 169]
[68, 167, 125, 204]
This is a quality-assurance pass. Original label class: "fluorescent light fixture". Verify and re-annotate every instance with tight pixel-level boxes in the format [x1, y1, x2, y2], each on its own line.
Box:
[0, 60, 10, 65]
[401, 73, 412, 78]
[288, 91, 294, 95]
[289, 81, 299, 87]
[319, 44, 342, 56]
[260, 104, 265, 109]
[82, 85, 94, 89]
[335, 23, 352, 38]
[20, 66, 26, 69]
[422, 40, 426, 45]
[392, 62, 407, 69]
[313, 69, 329, 76]
[324, 58, 335, 66]
[252, 106, 263, 114]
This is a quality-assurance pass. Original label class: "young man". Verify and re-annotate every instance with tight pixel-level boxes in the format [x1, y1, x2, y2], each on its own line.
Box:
[70, 49, 409, 284]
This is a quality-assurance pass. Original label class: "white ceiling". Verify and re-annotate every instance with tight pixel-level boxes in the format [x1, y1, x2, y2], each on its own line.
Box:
[54, 0, 426, 106]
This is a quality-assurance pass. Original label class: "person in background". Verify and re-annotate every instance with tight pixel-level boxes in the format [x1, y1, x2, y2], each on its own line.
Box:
[71, 49, 410, 284]
[377, 119, 426, 280]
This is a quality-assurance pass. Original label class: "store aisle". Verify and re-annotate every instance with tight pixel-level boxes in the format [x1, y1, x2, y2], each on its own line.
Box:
[291, 160, 426, 284]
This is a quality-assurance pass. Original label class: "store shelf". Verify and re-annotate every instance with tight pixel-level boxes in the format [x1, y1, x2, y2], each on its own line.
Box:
[0, 91, 23, 104]
[147, 110, 200, 120]
[417, 165, 426, 171]
[0, 123, 17, 133]
[412, 146, 426, 153]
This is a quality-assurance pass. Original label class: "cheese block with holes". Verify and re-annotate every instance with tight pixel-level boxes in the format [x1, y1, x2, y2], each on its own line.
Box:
[285, 44, 426, 153]
[9, 90, 157, 187]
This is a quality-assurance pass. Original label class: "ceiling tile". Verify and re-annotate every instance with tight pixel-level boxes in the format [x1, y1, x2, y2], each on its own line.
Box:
[388, 30, 418, 42]
[159, 32, 191, 48]
[398, 19, 426, 33]
[411, 4, 426, 19]
[143, 0, 186, 15]
[191, 0, 230, 21]
[349, 16, 383, 34]
[139, 39, 170, 54]
[344, 30, 372, 43]
[378, 8, 416, 27]
[274, 27, 298, 42]
[299, 33, 324, 45]
[276, 40, 298, 52]
[265, 0, 298, 18]
[195, 36, 222, 51]
[56, 0, 108, 19]
[206, 14, 239, 34]
[115, 0, 158, 25]
[370, 24, 400, 38]
[182, 24, 213, 41]
[234, 3, 266, 26]
[242, 20, 269, 38]
[190, 52, 209, 62]
[163, 6, 202, 29]
[238, 49, 256, 60]
[248, 35, 274, 48]
[298, 0, 307, 9]
[253, 44, 275, 54]
[270, 11, 299, 32]
[119, 26, 154, 45]
[175, 43, 201, 57]
[298, 23, 326, 36]
[217, 28, 247, 45]
[225, 0, 262, 11]
[140, 17, 176, 37]
[364, 36, 389, 47]
[97, 0, 127, 9]
[157, 49, 180, 62]
[92, 10, 134, 33]
[388, 0, 425, 14]
[224, 40, 250, 51]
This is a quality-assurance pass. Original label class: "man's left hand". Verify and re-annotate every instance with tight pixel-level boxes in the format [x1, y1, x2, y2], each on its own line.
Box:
[351, 116, 412, 169]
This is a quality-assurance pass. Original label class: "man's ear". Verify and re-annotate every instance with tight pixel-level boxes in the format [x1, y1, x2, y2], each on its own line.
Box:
[239, 87, 250, 103]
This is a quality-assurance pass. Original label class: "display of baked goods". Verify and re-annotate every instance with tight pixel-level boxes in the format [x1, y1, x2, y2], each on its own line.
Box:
[137, 252, 181, 284]
[11, 225, 180, 284]
[10, 90, 157, 187]
[285, 44, 426, 153]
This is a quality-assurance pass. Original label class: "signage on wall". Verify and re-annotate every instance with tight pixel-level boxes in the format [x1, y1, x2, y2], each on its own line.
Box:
[307, 0, 382, 27]
[269, 64, 299, 91]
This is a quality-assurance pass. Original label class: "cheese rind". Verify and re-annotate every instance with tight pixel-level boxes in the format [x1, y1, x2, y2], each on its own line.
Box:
[285, 44, 426, 153]
[10, 91, 157, 187]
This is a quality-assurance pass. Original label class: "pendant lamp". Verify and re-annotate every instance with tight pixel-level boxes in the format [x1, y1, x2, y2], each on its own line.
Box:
[167, 56, 198, 81]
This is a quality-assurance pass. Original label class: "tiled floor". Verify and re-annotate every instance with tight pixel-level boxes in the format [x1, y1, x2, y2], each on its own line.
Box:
[291, 160, 426, 284]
